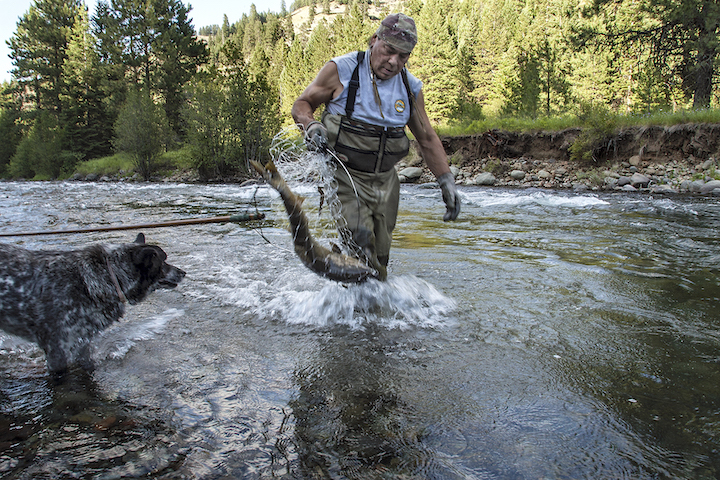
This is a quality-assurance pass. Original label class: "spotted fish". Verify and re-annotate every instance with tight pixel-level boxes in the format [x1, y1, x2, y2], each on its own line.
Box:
[251, 160, 379, 283]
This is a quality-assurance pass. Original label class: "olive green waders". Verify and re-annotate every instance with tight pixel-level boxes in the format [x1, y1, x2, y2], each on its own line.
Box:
[334, 166, 400, 281]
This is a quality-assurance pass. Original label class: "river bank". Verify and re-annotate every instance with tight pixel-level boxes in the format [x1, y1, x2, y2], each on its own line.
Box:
[403, 123, 720, 195]
[72, 123, 720, 196]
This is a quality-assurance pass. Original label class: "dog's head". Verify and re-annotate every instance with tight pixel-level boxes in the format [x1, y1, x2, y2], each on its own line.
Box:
[122, 233, 186, 303]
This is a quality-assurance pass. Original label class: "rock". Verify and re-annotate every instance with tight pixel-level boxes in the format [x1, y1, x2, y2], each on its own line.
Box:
[690, 180, 705, 193]
[604, 177, 618, 188]
[85, 173, 99, 181]
[650, 184, 677, 194]
[397, 167, 424, 183]
[554, 167, 567, 176]
[450, 165, 461, 177]
[617, 176, 631, 187]
[699, 179, 720, 194]
[471, 172, 496, 185]
[630, 173, 651, 187]
[629, 155, 641, 166]
[621, 184, 637, 192]
[510, 170, 526, 180]
[538, 169, 551, 179]
[700, 159, 715, 170]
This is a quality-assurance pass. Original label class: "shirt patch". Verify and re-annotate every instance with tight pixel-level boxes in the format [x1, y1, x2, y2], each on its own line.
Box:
[394, 99, 406, 113]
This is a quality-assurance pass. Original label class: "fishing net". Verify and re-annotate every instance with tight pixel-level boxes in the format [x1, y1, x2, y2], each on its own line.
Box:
[266, 126, 361, 258]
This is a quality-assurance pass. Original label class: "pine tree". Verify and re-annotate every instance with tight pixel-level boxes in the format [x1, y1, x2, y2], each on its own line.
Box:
[412, 0, 462, 122]
[62, 6, 112, 160]
[8, 0, 83, 112]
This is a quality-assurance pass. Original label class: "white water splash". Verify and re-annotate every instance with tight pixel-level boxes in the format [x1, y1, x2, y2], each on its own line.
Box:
[257, 275, 456, 330]
[461, 190, 610, 208]
[93, 308, 184, 361]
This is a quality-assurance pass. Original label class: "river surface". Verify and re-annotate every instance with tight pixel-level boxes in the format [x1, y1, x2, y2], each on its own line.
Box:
[0, 178, 718, 479]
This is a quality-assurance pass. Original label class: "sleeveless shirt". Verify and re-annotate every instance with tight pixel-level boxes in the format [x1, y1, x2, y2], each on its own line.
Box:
[326, 49, 423, 128]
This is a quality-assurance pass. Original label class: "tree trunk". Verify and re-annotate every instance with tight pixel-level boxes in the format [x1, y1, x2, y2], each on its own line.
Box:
[693, 51, 714, 108]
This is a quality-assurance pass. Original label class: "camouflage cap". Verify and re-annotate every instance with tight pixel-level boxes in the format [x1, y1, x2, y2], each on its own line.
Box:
[375, 13, 417, 53]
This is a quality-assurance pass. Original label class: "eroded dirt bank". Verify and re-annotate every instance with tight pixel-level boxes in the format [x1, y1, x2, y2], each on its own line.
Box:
[409, 123, 720, 194]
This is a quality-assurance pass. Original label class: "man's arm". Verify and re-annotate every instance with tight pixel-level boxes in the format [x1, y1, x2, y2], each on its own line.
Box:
[407, 90, 460, 221]
[406, 91, 451, 178]
[292, 61, 344, 129]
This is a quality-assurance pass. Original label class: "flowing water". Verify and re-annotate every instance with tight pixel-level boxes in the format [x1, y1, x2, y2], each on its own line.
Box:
[0, 178, 718, 479]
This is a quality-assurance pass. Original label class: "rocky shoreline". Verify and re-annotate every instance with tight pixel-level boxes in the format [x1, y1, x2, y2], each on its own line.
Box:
[398, 124, 720, 196]
[69, 124, 720, 196]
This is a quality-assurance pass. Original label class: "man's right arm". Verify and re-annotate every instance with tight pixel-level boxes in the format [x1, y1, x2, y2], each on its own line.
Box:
[292, 61, 344, 130]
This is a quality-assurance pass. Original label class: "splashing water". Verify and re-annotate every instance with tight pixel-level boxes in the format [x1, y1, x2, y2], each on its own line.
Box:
[93, 308, 185, 361]
[257, 275, 456, 330]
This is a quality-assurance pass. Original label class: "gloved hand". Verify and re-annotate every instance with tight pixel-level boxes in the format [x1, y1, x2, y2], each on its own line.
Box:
[305, 121, 329, 152]
[437, 172, 461, 221]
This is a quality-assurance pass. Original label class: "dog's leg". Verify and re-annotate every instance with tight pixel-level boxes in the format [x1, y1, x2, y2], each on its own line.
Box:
[42, 341, 70, 376]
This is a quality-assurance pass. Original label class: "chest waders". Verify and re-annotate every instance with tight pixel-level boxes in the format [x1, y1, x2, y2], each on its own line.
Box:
[321, 51, 415, 280]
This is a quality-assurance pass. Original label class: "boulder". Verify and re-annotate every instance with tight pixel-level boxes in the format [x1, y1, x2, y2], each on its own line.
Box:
[617, 176, 631, 187]
[397, 167, 424, 183]
[510, 170, 526, 180]
[699, 179, 720, 194]
[472, 172, 496, 186]
[630, 173, 650, 187]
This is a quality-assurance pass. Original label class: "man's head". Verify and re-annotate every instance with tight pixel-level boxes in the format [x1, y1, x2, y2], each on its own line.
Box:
[369, 13, 416, 80]
[375, 13, 417, 54]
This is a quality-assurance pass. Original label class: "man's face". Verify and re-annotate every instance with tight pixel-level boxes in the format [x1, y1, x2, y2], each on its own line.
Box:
[369, 37, 411, 80]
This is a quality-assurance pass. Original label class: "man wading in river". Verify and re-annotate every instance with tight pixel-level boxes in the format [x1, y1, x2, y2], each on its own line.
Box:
[292, 12, 461, 281]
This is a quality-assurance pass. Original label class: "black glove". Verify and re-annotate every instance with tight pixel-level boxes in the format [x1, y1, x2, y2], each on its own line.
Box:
[304, 121, 329, 153]
[437, 172, 461, 221]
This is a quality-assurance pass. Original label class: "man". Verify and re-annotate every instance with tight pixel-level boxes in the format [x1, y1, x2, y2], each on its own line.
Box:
[291, 13, 461, 280]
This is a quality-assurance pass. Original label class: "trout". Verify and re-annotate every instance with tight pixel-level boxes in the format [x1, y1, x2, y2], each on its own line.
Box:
[251, 160, 379, 283]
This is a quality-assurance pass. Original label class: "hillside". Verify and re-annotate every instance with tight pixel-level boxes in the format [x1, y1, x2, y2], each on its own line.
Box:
[290, 0, 405, 35]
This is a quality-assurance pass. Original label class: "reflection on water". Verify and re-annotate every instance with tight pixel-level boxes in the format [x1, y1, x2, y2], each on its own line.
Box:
[0, 181, 718, 479]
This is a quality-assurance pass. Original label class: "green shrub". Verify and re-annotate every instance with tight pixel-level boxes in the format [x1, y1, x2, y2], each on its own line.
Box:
[569, 102, 619, 164]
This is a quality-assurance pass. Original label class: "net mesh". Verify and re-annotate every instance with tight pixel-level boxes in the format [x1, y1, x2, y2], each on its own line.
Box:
[267, 126, 361, 258]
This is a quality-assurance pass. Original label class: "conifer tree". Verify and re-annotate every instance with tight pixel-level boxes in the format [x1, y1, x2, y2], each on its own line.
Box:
[412, 0, 462, 122]
[8, 0, 83, 112]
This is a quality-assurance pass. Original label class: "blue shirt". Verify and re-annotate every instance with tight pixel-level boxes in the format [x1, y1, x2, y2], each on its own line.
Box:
[326, 49, 423, 129]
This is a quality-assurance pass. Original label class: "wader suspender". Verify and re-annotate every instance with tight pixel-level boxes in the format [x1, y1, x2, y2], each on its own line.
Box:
[345, 51, 414, 119]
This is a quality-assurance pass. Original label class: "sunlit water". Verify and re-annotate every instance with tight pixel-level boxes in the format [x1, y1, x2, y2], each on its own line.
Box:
[0, 179, 718, 479]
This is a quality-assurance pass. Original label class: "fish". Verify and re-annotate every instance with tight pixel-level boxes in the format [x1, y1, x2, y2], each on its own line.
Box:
[251, 160, 379, 283]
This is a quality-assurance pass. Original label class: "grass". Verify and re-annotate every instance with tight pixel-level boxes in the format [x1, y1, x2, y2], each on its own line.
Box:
[73, 145, 195, 178]
[73, 151, 135, 177]
[436, 107, 720, 137]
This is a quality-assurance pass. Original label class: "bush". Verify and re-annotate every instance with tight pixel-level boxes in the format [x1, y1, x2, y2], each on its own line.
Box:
[569, 102, 619, 164]
[113, 89, 170, 180]
[8, 112, 76, 179]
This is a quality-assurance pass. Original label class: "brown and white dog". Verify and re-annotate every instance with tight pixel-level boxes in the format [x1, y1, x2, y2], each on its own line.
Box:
[0, 233, 185, 375]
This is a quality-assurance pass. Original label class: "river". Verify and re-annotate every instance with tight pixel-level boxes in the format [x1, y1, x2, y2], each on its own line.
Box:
[0, 178, 718, 479]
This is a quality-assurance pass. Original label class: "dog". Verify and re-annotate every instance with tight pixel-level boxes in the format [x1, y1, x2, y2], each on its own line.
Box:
[0, 233, 185, 375]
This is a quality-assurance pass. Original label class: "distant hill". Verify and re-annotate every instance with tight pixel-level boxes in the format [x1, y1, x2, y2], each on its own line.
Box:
[290, 0, 405, 35]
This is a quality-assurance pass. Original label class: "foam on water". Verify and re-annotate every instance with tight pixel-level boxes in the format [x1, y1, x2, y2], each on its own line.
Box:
[256, 275, 457, 330]
[461, 189, 610, 208]
[93, 308, 184, 361]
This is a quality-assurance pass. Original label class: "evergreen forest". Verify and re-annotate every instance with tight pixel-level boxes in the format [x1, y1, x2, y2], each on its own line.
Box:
[2, 0, 720, 180]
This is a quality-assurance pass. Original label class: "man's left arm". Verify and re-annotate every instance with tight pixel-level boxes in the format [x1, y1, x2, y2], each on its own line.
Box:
[407, 91, 461, 221]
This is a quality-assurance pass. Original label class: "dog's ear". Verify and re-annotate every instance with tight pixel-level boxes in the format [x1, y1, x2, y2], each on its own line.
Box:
[134, 233, 146, 244]
[132, 245, 167, 270]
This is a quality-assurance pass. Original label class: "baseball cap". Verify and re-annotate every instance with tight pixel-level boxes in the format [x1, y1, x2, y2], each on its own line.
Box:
[376, 13, 417, 53]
